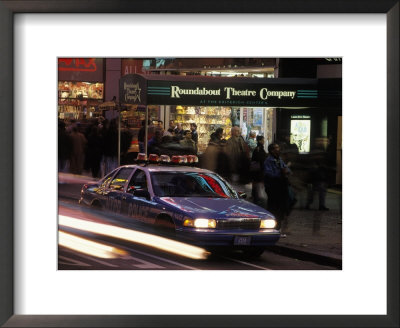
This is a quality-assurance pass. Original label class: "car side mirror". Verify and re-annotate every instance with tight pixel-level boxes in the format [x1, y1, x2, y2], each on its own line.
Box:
[133, 189, 151, 200]
[238, 191, 247, 199]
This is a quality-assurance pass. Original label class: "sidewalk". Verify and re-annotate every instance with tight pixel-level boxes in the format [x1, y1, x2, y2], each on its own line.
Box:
[231, 181, 342, 268]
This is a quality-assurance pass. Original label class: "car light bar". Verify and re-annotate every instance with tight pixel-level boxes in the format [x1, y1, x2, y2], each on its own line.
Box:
[136, 153, 147, 162]
[134, 154, 198, 166]
[159, 155, 171, 163]
[171, 155, 185, 164]
[148, 154, 159, 163]
[187, 155, 198, 163]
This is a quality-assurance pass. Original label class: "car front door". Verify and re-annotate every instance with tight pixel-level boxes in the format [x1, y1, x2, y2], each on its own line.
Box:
[124, 169, 156, 225]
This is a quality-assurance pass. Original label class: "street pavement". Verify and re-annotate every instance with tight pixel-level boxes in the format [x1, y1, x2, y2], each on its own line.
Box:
[59, 171, 342, 269]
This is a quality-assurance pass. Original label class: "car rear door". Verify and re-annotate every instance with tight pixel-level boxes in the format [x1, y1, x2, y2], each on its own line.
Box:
[105, 167, 134, 215]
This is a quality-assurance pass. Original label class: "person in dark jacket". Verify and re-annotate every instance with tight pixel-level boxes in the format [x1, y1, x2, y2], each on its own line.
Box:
[250, 135, 268, 204]
[86, 125, 104, 178]
[305, 159, 329, 210]
[58, 120, 72, 172]
[102, 119, 118, 174]
[210, 127, 224, 144]
[263, 143, 292, 231]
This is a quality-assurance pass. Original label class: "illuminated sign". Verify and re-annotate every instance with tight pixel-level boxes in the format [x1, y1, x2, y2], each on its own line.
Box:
[58, 58, 104, 82]
[170, 85, 296, 100]
[290, 120, 311, 153]
[123, 82, 141, 103]
[291, 115, 311, 119]
[58, 58, 98, 72]
[120, 74, 341, 107]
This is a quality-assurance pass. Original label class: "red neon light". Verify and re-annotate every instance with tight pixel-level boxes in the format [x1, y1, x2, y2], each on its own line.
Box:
[58, 58, 97, 72]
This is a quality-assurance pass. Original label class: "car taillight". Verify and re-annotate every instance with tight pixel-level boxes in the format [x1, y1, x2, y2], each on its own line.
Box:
[81, 184, 88, 195]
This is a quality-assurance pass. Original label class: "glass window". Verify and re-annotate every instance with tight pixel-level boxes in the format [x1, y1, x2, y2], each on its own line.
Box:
[151, 172, 237, 198]
[100, 170, 117, 188]
[109, 168, 133, 190]
[127, 169, 148, 192]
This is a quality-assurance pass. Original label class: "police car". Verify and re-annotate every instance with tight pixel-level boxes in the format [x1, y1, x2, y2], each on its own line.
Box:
[79, 154, 280, 256]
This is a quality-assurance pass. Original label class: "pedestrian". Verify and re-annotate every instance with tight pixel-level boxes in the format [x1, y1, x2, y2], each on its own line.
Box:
[163, 128, 175, 137]
[86, 125, 104, 178]
[210, 127, 224, 144]
[148, 128, 163, 154]
[190, 123, 198, 153]
[280, 134, 299, 164]
[305, 158, 329, 210]
[263, 143, 295, 231]
[102, 119, 118, 175]
[174, 123, 184, 140]
[69, 125, 87, 175]
[190, 123, 198, 143]
[138, 120, 146, 153]
[246, 131, 257, 157]
[226, 126, 250, 183]
[58, 120, 72, 172]
[120, 123, 133, 165]
[250, 135, 267, 205]
[169, 120, 177, 131]
[179, 130, 196, 153]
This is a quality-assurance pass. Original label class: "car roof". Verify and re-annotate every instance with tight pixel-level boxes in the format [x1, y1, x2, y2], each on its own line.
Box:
[119, 164, 214, 174]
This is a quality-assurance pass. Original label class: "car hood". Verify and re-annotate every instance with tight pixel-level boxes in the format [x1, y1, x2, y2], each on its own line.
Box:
[157, 197, 274, 219]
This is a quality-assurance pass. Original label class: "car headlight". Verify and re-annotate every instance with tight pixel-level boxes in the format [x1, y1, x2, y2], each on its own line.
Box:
[260, 219, 277, 229]
[183, 218, 216, 229]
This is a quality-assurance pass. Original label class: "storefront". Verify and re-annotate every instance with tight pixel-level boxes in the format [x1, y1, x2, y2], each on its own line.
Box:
[58, 58, 105, 120]
[119, 74, 341, 156]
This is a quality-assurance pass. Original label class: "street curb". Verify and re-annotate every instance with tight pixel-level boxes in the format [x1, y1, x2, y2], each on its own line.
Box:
[266, 245, 342, 269]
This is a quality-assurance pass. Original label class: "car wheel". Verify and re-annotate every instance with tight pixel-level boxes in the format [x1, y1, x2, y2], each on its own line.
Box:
[91, 199, 102, 209]
[155, 215, 175, 234]
[242, 247, 265, 258]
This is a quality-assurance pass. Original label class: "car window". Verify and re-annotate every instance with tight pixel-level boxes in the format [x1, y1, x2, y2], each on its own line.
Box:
[100, 172, 114, 188]
[151, 172, 237, 198]
[109, 168, 134, 191]
[127, 169, 148, 192]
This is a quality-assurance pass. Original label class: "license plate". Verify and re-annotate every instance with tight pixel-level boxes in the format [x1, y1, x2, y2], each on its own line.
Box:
[234, 236, 251, 245]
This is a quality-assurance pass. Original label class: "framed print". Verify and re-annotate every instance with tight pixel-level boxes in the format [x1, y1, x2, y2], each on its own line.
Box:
[0, 1, 398, 327]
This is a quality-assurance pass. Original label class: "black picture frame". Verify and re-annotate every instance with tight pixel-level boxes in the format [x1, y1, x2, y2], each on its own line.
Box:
[0, 1, 398, 327]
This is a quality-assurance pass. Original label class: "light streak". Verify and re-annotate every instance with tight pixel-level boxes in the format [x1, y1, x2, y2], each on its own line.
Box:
[58, 231, 128, 259]
[59, 215, 209, 260]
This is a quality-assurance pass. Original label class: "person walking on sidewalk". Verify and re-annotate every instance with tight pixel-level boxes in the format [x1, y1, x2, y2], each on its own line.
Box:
[250, 135, 267, 205]
[226, 126, 250, 183]
[69, 125, 87, 175]
[305, 159, 329, 210]
[263, 143, 293, 231]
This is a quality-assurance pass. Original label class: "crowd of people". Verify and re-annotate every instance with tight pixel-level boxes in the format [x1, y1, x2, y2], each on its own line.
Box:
[58, 117, 132, 178]
[138, 120, 199, 156]
[59, 117, 333, 232]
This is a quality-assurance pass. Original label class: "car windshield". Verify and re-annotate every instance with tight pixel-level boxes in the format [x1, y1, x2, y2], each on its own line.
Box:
[151, 171, 238, 198]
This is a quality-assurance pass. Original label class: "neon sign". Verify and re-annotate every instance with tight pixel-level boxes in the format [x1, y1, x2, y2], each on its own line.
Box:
[58, 58, 97, 72]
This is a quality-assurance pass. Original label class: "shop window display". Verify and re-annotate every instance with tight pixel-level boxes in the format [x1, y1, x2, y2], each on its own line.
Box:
[58, 81, 104, 120]
[170, 106, 232, 153]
